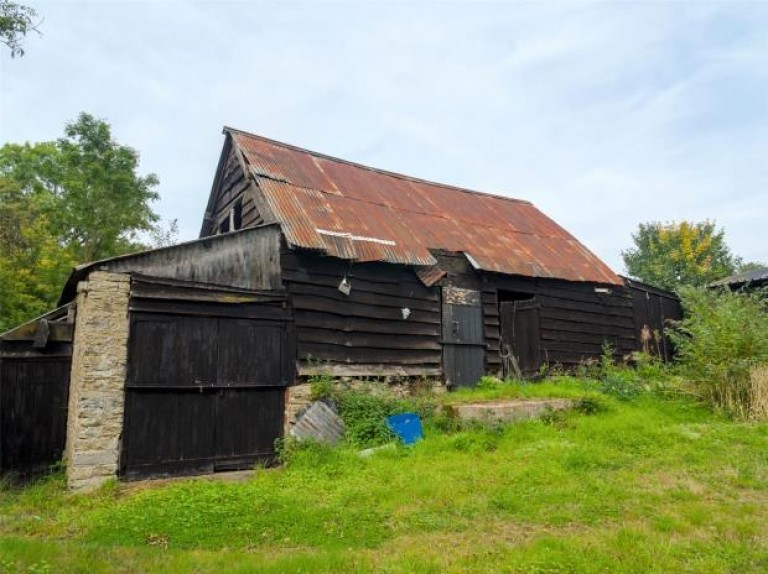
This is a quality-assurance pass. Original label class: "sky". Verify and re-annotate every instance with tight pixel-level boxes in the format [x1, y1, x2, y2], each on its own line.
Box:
[1, 0, 767, 273]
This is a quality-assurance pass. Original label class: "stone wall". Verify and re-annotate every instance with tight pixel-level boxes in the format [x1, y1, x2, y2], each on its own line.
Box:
[65, 271, 131, 491]
[284, 383, 312, 436]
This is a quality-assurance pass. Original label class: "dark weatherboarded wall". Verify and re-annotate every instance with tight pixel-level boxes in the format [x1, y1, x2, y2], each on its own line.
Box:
[483, 275, 636, 375]
[281, 249, 442, 377]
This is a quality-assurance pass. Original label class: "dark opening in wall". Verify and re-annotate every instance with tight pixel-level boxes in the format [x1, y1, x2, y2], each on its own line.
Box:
[233, 199, 243, 230]
[497, 290, 535, 303]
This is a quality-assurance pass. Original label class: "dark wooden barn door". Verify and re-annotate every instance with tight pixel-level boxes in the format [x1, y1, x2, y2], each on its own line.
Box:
[121, 307, 292, 479]
[442, 288, 485, 388]
[0, 358, 70, 476]
[500, 300, 541, 378]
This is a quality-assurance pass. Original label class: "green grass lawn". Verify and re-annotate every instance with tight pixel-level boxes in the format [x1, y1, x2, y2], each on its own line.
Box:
[1, 382, 766, 573]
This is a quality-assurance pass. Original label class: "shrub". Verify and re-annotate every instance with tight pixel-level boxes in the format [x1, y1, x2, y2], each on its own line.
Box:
[669, 287, 768, 419]
[596, 343, 646, 399]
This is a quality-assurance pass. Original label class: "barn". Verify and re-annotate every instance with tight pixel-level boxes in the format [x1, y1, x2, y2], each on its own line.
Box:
[0, 128, 680, 489]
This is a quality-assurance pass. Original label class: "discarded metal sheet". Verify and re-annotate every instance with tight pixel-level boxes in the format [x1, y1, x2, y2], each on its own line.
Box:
[290, 401, 346, 445]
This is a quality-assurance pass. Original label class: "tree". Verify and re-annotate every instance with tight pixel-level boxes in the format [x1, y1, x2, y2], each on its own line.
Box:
[1, 113, 163, 262]
[0, 113, 173, 330]
[0, 178, 77, 330]
[622, 220, 740, 291]
[0, 1, 40, 57]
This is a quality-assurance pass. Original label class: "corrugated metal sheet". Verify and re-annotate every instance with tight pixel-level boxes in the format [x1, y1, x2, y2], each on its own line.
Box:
[229, 128, 622, 285]
[290, 401, 346, 445]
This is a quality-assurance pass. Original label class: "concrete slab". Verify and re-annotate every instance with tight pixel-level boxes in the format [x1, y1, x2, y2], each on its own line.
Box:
[446, 398, 576, 423]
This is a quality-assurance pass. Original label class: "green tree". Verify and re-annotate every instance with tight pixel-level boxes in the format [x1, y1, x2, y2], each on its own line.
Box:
[622, 220, 739, 291]
[0, 0, 40, 57]
[1, 113, 163, 262]
[0, 178, 77, 330]
[0, 113, 172, 330]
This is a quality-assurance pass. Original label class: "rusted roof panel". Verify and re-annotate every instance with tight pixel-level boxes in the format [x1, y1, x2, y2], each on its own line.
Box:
[229, 129, 621, 285]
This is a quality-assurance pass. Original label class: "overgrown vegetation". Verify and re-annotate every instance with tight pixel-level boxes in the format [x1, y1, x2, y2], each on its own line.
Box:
[670, 287, 768, 419]
[1, 384, 766, 572]
[0, 113, 177, 331]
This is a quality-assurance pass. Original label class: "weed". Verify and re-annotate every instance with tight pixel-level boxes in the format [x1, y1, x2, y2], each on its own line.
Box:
[670, 287, 768, 419]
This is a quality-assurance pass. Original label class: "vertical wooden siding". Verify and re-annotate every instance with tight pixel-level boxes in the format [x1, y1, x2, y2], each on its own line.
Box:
[281, 250, 442, 376]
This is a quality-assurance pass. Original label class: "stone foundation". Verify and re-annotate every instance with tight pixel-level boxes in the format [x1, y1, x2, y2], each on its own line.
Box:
[65, 271, 131, 491]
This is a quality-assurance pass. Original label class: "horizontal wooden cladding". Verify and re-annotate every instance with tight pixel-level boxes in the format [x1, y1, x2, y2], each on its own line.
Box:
[298, 328, 441, 351]
[539, 317, 634, 338]
[282, 252, 428, 288]
[536, 295, 634, 316]
[541, 340, 617, 355]
[537, 285, 632, 305]
[294, 311, 439, 336]
[540, 330, 634, 347]
[482, 289, 501, 369]
[538, 307, 634, 329]
[283, 268, 437, 300]
[284, 251, 441, 372]
[299, 364, 441, 377]
[290, 295, 438, 323]
[129, 298, 289, 321]
[288, 282, 438, 313]
[298, 343, 441, 365]
[130, 278, 286, 305]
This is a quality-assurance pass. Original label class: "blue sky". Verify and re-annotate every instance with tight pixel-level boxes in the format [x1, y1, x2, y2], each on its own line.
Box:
[2, 1, 767, 272]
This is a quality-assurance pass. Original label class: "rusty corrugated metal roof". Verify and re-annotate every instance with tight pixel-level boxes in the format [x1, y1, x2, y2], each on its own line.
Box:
[228, 128, 622, 285]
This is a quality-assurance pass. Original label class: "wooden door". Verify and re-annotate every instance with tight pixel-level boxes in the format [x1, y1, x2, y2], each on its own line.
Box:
[442, 288, 485, 388]
[121, 308, 292, 479]
[0, 358, 70, 476]
[499, 300, 541, 378]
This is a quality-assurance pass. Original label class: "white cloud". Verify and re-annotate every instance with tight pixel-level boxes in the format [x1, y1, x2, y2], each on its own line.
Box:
[2, 0, 766, 272]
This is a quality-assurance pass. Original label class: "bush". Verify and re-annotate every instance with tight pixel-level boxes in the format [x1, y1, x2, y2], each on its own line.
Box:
[307, 377, 434, 448]
[669, 287, 768, 419]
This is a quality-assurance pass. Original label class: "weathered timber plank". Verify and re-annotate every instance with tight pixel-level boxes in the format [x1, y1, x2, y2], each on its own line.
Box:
[294, 310, 440, 336]
[290, 295, 439, 324]
[540, 330, 635, 346]
[281, 252, 423, 286]
[287, 282, 439, 312]
[297, 328, 441, 351]
[539, 318, 635, 337]
[283, 271, 437, 300]
[297, 343, 441, 365]
[541, 340, 618, 355]
[539, 308, 635, 328]
[298, 363, 441, 377]
[536, 295, 634, 315]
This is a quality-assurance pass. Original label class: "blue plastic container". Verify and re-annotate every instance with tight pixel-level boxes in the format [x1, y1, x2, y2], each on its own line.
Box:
[386, 412, 423, 445]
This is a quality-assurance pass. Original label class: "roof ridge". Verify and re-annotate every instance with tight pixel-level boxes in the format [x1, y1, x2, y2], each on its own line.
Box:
[223, 126, 532, 206]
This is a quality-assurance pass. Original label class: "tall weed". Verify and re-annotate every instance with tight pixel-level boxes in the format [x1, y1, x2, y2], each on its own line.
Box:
[669, 287, 768, 419]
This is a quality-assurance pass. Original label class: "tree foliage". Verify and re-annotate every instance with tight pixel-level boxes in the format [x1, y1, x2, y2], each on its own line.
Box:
[0, 113, 173, 331]
[622, 220, 739, 291]
[0, 0, 39, 57]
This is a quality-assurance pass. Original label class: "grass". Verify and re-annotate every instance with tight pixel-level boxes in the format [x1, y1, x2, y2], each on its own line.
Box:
[1, 381, 767, 573]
